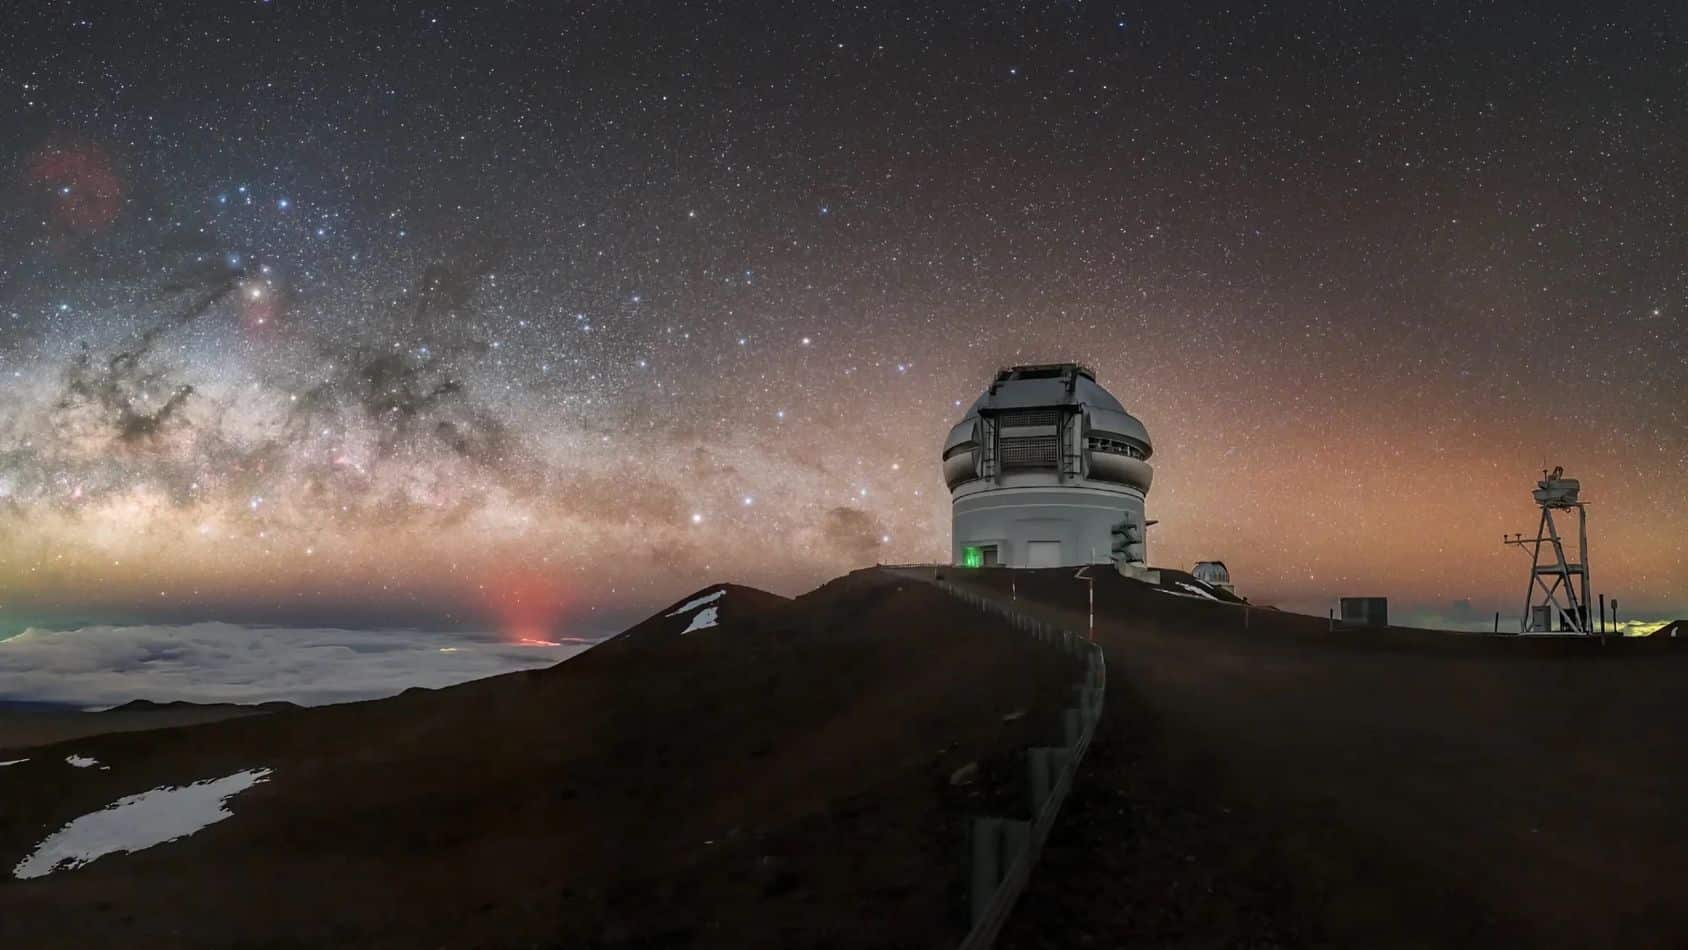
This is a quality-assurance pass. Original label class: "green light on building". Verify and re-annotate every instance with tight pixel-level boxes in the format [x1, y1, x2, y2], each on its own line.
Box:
[962, 546, 983, 568]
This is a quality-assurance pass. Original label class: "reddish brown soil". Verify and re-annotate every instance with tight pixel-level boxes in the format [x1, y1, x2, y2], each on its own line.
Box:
[0, 572, 1078, 948]
[936, 568, 1688, 949]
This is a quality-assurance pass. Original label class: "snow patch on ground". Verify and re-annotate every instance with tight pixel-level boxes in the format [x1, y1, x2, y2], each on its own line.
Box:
[65, 755, 103, 769]
[0, 758, 27, 768]
[681, 606, 720, 634]
[1174, 581, 1220, 600]
[667, 589, 725, 616]
[13, 768, 272, 880]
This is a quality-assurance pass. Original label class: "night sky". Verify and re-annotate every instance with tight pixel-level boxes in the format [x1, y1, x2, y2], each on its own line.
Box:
[2, 1, 1684, 638]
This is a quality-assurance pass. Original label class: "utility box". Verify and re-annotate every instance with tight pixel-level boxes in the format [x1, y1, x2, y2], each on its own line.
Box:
[1339, 597, 1388, 627]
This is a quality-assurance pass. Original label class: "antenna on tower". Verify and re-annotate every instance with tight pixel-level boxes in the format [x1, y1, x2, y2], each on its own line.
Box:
[1503, 466, 1593, 634]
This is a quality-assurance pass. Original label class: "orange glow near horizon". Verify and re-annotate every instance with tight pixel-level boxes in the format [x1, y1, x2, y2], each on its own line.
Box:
[0, 334, 1682, 631]
[480, 569, 573, 644]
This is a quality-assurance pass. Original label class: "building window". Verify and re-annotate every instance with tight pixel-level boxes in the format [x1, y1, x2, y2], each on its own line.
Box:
[1086, 436, 1143, 459]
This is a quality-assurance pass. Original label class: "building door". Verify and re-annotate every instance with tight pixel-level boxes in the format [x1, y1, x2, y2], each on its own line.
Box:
[1025, 541, 1062, 568]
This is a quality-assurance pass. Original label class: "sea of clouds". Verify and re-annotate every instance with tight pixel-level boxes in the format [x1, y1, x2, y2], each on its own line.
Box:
[0, 623, 593, 709]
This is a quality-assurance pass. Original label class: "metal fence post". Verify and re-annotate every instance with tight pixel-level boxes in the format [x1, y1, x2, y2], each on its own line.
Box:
[1027, 748, 1053, 814]
[970, 818, 1002, 927]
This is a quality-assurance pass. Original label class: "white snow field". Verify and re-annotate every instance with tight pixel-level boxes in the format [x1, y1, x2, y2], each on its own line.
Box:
[666, 589, 725, 616]
[13, 768, 272, 880]
[681, 605, 721, 634]
[1175, 581, 1220, 600]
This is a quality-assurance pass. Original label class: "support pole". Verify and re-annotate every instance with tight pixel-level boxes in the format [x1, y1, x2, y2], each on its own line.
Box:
[970, 819, 1002, 927]
[1532, 513, 1546, 630]
[1072, 565, 1094, 641]
[1573, 506, 1586, 631]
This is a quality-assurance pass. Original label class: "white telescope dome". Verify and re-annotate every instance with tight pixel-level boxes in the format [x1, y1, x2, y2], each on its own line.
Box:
[943, 363, 1153, 569]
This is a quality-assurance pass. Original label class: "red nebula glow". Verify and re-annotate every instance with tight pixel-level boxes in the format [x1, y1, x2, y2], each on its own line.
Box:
[24, 136, 124, 237]
[480, 569, 571, 644]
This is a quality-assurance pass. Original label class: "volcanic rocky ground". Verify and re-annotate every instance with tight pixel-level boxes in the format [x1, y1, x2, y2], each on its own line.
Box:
[4, 566, 1687, 948]
[939, 567, 1688, 949]
[0, 572, 1080, 947]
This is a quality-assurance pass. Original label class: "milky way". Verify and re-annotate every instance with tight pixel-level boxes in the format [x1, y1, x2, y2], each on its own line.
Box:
[2, 2, 1684, 636]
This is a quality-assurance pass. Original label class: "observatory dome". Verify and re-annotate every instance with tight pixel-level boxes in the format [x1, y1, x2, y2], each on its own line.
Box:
[1192, 560, 1233, 592]
[943, 363, 1153, 569]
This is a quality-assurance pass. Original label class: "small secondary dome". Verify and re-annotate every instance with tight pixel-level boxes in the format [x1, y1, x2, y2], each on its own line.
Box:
[944, 363, 1153, 569]
[1192, 561, 1232, 592]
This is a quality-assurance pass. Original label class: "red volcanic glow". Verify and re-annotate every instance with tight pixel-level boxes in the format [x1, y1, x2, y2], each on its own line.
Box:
[24, 136, 124, 237]
[480, 569, 571, 644]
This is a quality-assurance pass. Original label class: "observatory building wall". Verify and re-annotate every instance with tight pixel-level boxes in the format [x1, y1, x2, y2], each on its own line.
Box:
[951, 480, 1146, 568]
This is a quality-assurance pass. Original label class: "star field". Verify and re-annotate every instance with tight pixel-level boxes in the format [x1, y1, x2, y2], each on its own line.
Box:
[1, 1, 1683, 635]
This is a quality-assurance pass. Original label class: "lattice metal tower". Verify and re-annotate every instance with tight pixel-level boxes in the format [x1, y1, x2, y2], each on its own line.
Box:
[1504, 466, 1592, 634]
